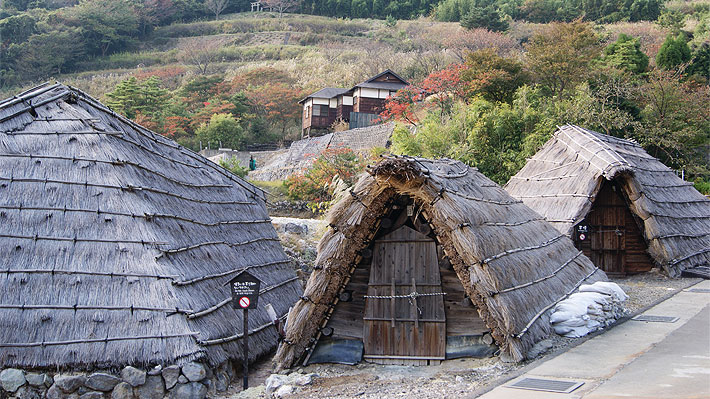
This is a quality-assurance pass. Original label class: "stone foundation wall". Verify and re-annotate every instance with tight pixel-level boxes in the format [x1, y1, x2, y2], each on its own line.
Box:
[0, 361, 235, 399]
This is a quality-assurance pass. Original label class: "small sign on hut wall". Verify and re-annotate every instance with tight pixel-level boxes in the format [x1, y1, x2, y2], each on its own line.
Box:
[577, 225, 589, 241]
[228, 271, 261, 309]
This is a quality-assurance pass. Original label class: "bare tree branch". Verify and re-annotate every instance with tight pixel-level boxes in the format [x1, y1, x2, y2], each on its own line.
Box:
[205, 0, 229, 20]
[263, 0, 300, 19]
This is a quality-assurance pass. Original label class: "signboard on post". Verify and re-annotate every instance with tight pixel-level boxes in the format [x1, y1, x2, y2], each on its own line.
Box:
[229, 270, 261, 309]
[225, 270, 262, 390]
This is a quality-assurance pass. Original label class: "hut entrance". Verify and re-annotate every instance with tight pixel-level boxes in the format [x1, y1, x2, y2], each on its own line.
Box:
[363, 226, 446, 364]
[574, 180, 653, 275]
[306, 195, 494, 366]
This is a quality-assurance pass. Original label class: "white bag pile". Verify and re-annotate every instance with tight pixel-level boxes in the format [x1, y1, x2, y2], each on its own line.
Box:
[550, 281, 628, 338]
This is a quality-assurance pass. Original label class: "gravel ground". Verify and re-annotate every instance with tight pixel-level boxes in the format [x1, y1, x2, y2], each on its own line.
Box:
[222, 268, 702, 399]
[226, 218, 705, 399]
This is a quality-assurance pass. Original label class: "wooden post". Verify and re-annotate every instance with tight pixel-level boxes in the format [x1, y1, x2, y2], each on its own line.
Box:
[243, 308, 249, 390]
[411, 278, 418, 329]
[390, 280, 396, 328]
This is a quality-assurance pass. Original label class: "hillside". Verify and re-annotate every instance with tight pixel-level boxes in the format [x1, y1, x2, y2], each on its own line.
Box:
[6, 13, 680, 99]
[1, 6, 708, 192]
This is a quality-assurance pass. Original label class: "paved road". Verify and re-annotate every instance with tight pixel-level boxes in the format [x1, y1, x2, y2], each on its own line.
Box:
[478, 280, 710, 399]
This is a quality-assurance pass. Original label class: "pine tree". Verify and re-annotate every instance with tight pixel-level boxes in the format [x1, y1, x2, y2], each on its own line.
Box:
[656, 33, 691, 70]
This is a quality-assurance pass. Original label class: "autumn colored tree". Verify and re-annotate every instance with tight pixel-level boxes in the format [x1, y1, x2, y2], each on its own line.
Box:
[284, 148, 365, 212]
[524, 19, 601, 97]
[380, 64, 467, 124]
[419, 63, 469, 115]
[378, 85, 425, 126]
[462, 48, 529, 103]
[244, 82, 306, 140]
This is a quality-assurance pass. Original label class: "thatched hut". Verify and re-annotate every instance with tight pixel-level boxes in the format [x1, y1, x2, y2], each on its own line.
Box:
[505, 125, 710, 278]
[274, 156, 606, 369]
[0, 83, 301, 370]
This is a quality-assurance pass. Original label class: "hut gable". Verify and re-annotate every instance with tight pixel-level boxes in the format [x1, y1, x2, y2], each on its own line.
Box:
[0, 83, 301, 369]
[505, 124, 710, 277]
[274, 156, 605, 368]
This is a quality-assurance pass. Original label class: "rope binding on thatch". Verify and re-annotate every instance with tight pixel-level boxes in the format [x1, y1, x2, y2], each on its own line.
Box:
[363, 291, 447, 299]
[0, 332, 201, 348]
[491, 251, 584, 296]
[0, 205, 270, 227]
[0, 176, 256, 205]
[514, 266, 600, 339]
[481, 234, 565, 264]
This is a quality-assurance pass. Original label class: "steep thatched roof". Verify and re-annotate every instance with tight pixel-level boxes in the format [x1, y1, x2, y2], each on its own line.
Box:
[274, 156, 606, 368]
[0, 83, 301, 369]
[505, 124, 710, 277]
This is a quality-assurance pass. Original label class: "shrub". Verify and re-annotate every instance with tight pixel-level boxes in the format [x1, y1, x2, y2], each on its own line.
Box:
[656, 33, 691, 69]
[219, 156, 249, 177]
[602, 33, 649, 74]
[694, 178, 710, 195]
[195, 113, 244, 150]
[284, 148, 366, 213]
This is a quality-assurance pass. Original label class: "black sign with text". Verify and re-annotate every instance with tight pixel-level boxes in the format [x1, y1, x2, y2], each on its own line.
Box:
[228, 270, 261, 309]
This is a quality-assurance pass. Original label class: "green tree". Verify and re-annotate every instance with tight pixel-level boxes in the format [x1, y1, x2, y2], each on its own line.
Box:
[461, 5, 509, 31]
[0, 14, 36, 45]
[462, 48, 529, 103]
[5, 27, 84, 80]
[656, 9, 685, 33]
[602, 33, 649, 74]
[195, 113, 244, 150]
[688, 42, 710, 84]
[105, 76, 169, 120]
[627, 0, 661, 22]
[524, 19, 601, 96]
[634, 70, 710, 177]
[656, 33, 691, 70]
[70, 0, 140, 56]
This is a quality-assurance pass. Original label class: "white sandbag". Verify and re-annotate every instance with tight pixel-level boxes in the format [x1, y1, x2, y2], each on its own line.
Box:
[553, 316, 589, 328]
[568, 292, 611, 306]
[579, 281, 629, 301]
[557, 325, 592, 338]
[550, 281, 628, 338]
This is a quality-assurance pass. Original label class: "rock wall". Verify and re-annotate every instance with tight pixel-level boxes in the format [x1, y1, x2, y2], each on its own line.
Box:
[0, 361, 235, 399]
[248, 123, 394, 181]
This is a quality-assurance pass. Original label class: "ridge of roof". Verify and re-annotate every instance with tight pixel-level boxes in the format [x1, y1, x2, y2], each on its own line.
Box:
[555, 124, 633, 179]
[363, 69, 409, 85]
[298, 87, 350, 103]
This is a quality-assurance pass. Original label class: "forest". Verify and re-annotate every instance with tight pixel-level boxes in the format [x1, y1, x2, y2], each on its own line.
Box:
[0, 0, 708, 195]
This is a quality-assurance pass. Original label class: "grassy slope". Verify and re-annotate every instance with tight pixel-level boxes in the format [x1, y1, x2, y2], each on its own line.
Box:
[1, 11, 671, 103]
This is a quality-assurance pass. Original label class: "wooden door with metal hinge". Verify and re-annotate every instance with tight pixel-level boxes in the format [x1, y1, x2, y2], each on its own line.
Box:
[586, 181, 627, 274]
[363, 226, 446, 365]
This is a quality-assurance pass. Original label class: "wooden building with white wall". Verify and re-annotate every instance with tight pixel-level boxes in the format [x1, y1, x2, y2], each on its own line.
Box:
[300, 70, 408, 137]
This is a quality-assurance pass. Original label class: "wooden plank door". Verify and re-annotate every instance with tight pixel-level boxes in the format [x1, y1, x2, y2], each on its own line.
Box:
[363, 226, 446, 364]
[586, 182, 627, 275]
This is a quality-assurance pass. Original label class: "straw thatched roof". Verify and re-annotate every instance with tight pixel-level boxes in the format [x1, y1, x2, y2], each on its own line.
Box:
[505, 125, 710, 277]
[0, 83, 301, 369]
[274, 155, 606, 368]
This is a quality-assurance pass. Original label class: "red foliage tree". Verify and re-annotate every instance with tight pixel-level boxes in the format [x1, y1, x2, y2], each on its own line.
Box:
[379, 63, 468, 125]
